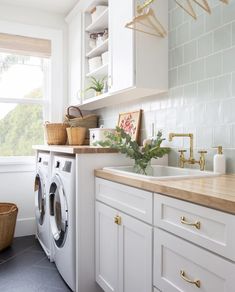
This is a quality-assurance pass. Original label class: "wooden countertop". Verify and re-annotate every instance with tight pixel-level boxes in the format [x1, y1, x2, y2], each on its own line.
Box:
[33, 145, 118, 154]
[95, 169, 235, 215]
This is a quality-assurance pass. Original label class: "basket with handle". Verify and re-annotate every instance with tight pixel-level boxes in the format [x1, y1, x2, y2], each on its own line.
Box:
[44, 122, 69, 145]
[64, 106, 98, 145]
[0, 203, 18, 251]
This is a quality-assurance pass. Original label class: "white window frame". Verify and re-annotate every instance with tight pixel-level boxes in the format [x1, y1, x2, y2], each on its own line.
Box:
[0, 20, 64, 169]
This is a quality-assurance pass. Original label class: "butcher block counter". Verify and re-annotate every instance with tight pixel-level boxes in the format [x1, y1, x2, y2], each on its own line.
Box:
[33, 144, 118, 154]
[95, 169, 235, 215]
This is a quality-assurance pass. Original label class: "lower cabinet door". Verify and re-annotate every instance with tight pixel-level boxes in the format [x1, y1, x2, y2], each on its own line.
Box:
[96, 202, 153, 292]
[119, 212, 152, 292]
[154, 228, 235, 292]
[96, 202, 119, 292]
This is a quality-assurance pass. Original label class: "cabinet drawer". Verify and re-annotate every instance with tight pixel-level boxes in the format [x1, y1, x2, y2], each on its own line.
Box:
[96, 178, 153, 223]
[154, 229, 235, 292]
[154, 194, 235, 261]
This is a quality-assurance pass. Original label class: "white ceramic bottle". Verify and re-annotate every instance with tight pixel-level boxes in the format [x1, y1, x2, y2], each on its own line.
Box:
[213, 146, 226, 174]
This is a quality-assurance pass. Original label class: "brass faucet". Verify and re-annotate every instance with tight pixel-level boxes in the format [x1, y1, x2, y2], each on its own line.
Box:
[168, 133, 207, 171]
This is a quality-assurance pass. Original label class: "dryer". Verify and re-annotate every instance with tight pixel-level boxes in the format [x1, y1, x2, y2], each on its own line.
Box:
[49, 155, 76, 291]
[34, 152, 51, 257]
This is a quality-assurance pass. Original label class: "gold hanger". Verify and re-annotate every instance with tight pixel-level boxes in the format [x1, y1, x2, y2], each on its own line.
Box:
[175, 0, 197, 20]
[125, 4, 167, 38]
[193, 0, 211, 13]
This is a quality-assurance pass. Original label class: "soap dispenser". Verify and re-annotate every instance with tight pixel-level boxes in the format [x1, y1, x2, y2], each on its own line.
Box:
[213, 146, 226, 174]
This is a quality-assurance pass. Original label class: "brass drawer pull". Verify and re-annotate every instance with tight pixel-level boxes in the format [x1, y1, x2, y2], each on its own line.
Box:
[180, 216, 201, 229]
[180, 270, 201, 288]
[114, 215, 121, 225]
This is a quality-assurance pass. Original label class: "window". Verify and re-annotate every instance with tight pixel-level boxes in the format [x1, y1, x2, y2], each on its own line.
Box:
[0, 34, 51, 157]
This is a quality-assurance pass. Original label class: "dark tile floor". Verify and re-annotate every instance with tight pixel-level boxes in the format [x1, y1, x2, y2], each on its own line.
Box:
[0, 236, 71, 292]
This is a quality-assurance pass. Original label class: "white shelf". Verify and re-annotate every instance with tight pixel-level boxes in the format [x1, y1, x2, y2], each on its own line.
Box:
[86, 63, 108, 78]
[86, 8, 108, 32]
[80, 87, 168, 110]
[86, 39, 109, 58]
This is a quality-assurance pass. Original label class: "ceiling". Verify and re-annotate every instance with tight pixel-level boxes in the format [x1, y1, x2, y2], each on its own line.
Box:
[0, 0, 78, 14]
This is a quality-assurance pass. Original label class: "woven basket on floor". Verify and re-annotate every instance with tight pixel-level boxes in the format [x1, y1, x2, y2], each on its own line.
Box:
[44, 122, 69, 145]
[0, 203, 18, 251]
[66, 127, 86, 145]
[64, 106, 98, 145]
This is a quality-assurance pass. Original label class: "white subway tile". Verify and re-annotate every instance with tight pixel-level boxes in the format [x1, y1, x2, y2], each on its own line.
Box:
[177, 22, 190, 45]
[190, 59, 205, 82]
[172, 7, 184, 28]
[184, 40, 197, 63]
[204, 100, 222, 125]
[206, 5, 222, 32]
[213, 126, 231, 148]
[214, 24, 232, 52]
[214, 74, 232, 99]
[198, 32, 213, 58]
[172, 46, 184, 67]
[198, 79, 213, 99]
[205, 52, 222, 77]
[190, 14, 205, 40]
[221, 98, 235, 123]
[196, 126, 213, 149]
[178, 64, 191, 85]
[223, 47, 235, 73]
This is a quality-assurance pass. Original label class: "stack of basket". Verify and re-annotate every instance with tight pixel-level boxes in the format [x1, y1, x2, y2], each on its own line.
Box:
[44, 107, 98, 145]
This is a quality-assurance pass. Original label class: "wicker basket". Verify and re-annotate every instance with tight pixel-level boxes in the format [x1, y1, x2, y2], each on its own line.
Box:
[0, 203, 18, 251]
[44, 122, 69, 145]
[64, 106, 98, 145]
[66, 127, 86, 145]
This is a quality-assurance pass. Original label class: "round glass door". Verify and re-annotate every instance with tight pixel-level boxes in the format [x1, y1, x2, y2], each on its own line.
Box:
[49, 176, 68, 248]
[34, 173, 45, 226]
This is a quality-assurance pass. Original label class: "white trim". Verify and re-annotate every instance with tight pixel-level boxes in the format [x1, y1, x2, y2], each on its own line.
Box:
[15, 217, 36, 237]
[0, 156, 35, 172]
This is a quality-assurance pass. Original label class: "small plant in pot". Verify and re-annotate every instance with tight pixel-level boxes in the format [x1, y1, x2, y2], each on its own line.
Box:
[86, 76, 106, 96]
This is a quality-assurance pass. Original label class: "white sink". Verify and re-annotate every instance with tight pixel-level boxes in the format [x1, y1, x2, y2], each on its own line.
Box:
[103, 165, 219, 181]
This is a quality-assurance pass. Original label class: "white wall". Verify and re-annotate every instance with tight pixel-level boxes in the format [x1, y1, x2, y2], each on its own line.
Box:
[96, 0, 235, 173]
[0, 3, 68, 237]
[0, 162, 36, 236]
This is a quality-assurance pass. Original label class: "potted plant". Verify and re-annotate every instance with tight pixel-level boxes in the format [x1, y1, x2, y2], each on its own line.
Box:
[86, 76, 106, 96]
[95, 127, 170, 175]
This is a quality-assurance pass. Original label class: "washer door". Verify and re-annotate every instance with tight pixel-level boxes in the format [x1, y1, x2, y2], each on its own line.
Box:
[49, 175, 68, 248]
[34, 171, 46, 226]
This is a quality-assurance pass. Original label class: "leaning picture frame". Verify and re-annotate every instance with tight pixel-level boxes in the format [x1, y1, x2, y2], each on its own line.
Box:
[117, 109, 142, 143]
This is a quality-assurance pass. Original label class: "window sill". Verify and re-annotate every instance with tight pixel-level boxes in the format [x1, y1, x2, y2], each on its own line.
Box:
[0, 156, 35, 173]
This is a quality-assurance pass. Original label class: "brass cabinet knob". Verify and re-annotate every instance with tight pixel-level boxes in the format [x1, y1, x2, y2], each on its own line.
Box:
[180, 216, 201, 229]
[114, 215, 122, 225]
[180, 270, 201, 288]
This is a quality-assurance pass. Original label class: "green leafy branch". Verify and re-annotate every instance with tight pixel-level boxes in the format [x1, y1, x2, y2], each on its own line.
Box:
[96, 127, 170, 174]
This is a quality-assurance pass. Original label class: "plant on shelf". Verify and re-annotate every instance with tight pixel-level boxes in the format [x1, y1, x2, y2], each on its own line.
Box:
[86, 76, 106, 96]
[95, 126, 170, 175]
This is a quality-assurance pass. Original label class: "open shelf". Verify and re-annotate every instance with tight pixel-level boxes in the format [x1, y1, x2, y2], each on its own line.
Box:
[86, 39, 109, 58]
[86, 63, 108, 78]
[86, 8, 108, 32]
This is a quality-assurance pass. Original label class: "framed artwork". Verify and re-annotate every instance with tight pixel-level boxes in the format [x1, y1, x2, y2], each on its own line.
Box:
[118, 109, 142, 143]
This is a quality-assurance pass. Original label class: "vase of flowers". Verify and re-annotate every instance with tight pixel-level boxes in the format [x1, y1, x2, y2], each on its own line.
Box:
[96, 127, 170, 175]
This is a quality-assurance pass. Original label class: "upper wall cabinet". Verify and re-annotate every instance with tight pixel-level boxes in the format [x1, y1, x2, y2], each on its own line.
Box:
[66, 0, 168, 110]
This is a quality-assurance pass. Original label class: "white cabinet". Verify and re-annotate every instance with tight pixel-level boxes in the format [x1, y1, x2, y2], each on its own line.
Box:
[96, 202, 118, 292]
[66, 0, 168, 110]
[154, 228, 235, 292]
[67, 11, 83, 105]
[95, 201, 152, 292]
[108, 0, 134, 93]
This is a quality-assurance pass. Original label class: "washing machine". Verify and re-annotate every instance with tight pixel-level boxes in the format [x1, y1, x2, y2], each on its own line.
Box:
[49, 155, 76, 291]
[34, 152, 51, 257]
